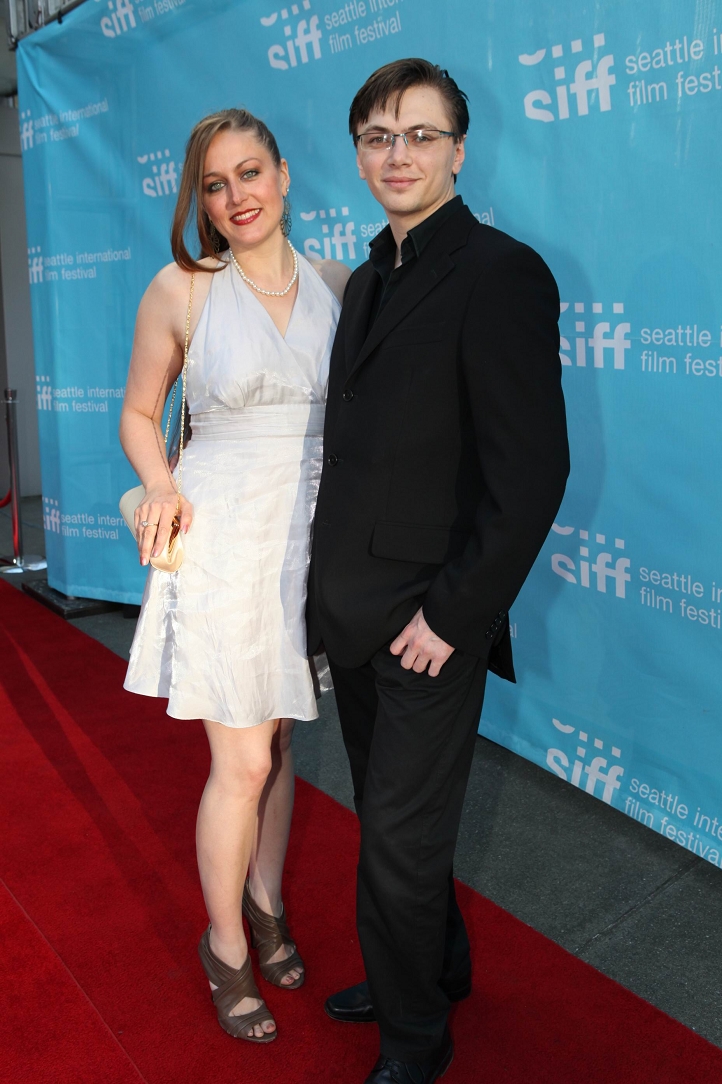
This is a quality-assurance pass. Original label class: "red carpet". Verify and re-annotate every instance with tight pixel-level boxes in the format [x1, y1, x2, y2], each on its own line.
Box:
[1, 579, 722, 1083]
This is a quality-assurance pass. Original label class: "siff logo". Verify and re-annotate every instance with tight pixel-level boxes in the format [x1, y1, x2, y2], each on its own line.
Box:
[101, 0, 137, 38]
[551, 524, 631, 598]
[137, 149, 180, 197]
[559, 301, 630, 369]
[261, 0, 322, 70]
[20, 110, 34, 151]
[519, 32, 615, 123]
[547, 717, 624, 805]
[36, 376, 53, 411]
[300, 205, 357, 260]
[43, 497, 61, 534]
[28, 247, 43, 285]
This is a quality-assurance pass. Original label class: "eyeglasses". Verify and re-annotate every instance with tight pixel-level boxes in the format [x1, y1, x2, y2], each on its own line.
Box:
[355, 128, 457, 152]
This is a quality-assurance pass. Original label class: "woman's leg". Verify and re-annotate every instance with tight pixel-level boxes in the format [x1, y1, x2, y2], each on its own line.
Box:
[196, 716, 278, 1038]
[248, 718, 302, 985]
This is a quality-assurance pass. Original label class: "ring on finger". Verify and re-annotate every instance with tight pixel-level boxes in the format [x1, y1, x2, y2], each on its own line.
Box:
[140, 520, 159, 527]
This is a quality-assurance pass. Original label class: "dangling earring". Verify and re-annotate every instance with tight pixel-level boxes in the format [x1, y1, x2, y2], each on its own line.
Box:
[280, 195, 292, 238]
[209, 221, 221, 254]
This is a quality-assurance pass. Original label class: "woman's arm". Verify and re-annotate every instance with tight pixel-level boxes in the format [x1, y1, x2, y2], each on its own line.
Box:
[119, 263, 195, 566]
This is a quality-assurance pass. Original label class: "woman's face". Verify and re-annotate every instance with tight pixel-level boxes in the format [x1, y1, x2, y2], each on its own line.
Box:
[202, 128, 289, 251]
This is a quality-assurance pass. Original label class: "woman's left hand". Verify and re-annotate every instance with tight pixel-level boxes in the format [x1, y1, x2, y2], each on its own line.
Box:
[135, 487, 193, 566]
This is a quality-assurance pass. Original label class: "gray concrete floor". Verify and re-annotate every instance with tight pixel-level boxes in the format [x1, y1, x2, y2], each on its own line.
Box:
[3, 497, 721, 1046]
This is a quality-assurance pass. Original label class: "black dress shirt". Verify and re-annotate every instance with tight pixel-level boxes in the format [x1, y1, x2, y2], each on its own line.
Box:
[368, 195, 463, 325]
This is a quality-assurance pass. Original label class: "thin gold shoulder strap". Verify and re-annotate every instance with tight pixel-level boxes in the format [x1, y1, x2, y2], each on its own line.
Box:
[176, 274, 195, 501]
[163, 273, 196, 445]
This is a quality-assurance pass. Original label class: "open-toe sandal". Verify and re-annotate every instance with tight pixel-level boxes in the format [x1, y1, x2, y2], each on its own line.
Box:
[198, 926, 277, 1043]
[242, 880, 305, 989]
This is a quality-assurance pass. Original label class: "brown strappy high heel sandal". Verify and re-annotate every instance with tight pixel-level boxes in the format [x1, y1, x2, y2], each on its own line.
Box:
[242, 880, 305, 990]
[198, 926, 277, 1043]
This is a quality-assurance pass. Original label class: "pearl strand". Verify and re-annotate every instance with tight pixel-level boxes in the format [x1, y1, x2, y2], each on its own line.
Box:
[229, 239, 298, 297]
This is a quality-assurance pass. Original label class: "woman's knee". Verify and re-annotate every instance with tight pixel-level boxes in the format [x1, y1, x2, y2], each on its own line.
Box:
[205, 721, 275, 796]
[212, 751, 272, 797]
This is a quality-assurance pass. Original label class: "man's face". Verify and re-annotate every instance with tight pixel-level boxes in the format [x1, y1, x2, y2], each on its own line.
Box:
[355, 85, 465, 221]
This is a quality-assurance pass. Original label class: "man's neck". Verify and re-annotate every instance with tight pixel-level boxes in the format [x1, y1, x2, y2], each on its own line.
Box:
[386, 188, 457, 260]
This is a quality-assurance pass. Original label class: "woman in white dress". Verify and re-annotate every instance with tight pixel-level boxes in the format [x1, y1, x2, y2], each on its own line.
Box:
[119, 109, 349, 1043]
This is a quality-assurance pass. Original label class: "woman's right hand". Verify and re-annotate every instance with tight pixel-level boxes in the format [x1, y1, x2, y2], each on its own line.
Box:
[134, 487, 194, 566]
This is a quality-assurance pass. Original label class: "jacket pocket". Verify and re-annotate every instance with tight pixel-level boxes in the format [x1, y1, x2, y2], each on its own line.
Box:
[370, 522, 470, 565]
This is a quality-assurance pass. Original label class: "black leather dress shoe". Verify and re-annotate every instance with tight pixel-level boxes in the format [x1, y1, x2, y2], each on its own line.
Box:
[325, 980, 376, 1023]
[325, 979, 471, 1024]
[363, 1034, 453, 1084]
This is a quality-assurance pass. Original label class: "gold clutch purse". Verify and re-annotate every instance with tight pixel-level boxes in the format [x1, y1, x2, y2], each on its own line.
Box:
[119, 484, 184, 573]
[119, 275, 194, 574]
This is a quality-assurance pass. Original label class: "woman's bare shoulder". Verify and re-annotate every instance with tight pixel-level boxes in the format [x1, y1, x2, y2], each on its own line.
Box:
[305, 255, 352, 304]
[139, 260, 217, 337]
[145, 258, 216, 303]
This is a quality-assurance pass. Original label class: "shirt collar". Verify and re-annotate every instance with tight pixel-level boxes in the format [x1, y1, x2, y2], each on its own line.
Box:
[369, 194, 464, 270]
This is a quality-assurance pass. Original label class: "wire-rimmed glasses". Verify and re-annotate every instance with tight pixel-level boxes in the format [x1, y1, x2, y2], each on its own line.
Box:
[355, 128, 457, 152]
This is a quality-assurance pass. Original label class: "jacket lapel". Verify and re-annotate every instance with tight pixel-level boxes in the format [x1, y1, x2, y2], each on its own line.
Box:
[348, 255, 454, 379]
[346, 204, 477, 382]
[342, 263, 377, 376]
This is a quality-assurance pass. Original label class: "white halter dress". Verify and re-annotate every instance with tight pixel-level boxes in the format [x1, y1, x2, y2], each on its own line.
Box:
[124, 254, 340, 728]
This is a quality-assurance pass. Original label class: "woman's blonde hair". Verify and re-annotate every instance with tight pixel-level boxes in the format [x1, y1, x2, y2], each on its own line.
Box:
[170, 108, 282, 273]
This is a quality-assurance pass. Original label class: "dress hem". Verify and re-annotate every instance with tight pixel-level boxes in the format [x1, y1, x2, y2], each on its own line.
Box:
[124, 681, 319, 728]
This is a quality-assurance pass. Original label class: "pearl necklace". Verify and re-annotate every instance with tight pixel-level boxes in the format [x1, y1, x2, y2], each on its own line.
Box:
[228, 239, 298, 297]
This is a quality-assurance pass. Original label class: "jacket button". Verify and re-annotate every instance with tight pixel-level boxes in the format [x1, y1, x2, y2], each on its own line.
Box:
[327, 453, 338, 466]
[485, 631, 494, 640]
[342, 389, 354, 401]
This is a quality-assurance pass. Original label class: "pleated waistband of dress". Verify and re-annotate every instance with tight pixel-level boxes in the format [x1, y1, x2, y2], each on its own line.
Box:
[190, 403, 325, 440]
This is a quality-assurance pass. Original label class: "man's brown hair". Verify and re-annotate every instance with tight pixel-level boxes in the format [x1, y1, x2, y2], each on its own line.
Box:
[348, 58, 470, 140]
[170, 108, 282, 273]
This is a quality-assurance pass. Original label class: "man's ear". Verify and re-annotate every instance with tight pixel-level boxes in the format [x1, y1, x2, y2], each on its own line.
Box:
[452, 134, 466, 176]
[356, 149, 366, 180]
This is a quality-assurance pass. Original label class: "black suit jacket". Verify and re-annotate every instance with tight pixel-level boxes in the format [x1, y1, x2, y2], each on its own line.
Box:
[307, 202, 569, 676]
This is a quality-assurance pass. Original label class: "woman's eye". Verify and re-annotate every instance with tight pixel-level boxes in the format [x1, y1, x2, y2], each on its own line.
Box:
[242, 169, 259, 179]
[207, 181, 224, 192]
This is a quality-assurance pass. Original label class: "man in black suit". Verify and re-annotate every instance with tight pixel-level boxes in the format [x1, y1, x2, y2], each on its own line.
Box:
[307, 59, 569, 1084]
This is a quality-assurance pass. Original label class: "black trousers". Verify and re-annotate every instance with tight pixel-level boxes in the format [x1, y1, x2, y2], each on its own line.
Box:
[329, 644, 488, 1061]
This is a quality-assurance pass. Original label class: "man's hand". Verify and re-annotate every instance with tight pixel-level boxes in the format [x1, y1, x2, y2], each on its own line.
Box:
[390, 608, 455, 677]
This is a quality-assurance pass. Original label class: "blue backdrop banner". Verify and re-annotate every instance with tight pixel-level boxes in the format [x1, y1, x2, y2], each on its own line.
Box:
[17, 0, 722, 865]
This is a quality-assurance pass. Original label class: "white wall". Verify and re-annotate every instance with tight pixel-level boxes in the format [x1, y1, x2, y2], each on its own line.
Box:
[0, 104, 41, 496]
